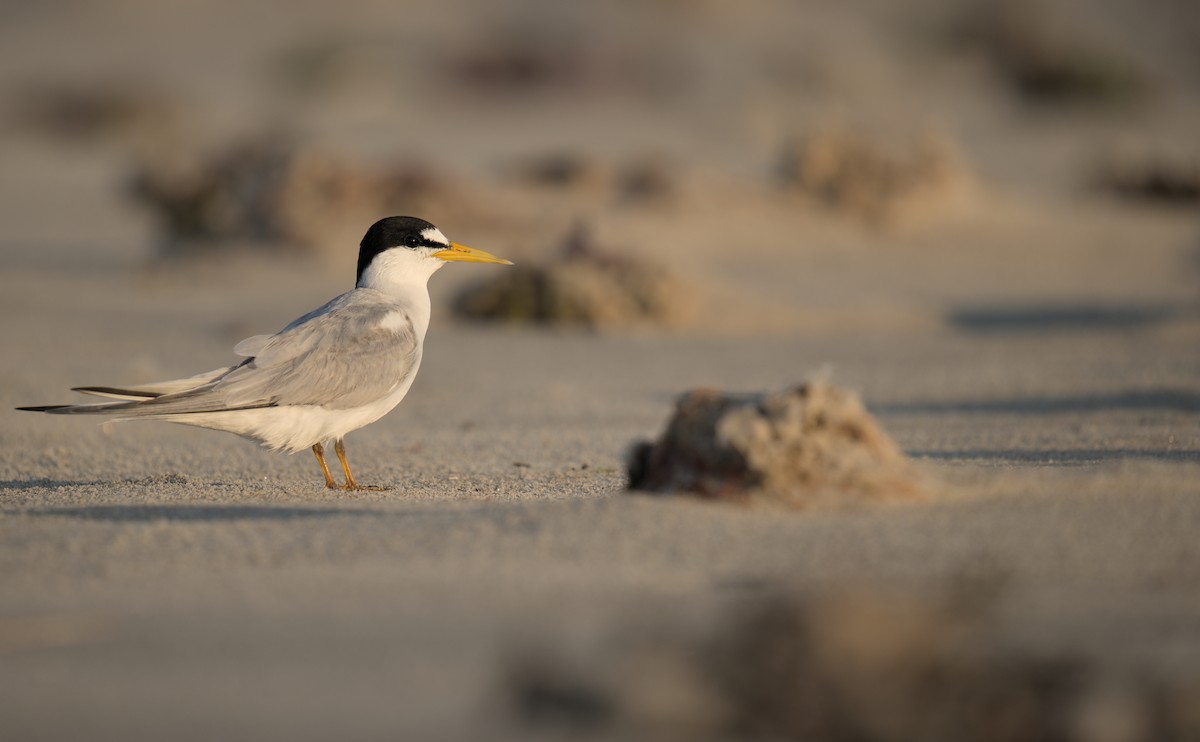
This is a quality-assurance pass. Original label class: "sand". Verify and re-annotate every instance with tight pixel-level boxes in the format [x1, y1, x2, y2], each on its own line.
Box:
[1, 1, 1199, 740]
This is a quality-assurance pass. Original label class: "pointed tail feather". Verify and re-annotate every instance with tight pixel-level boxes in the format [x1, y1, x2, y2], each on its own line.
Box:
[71, 386, 162, 401]
[17, 365, 246, 413]
[66, 365, 239, 401]
[17, 402, 126, 414]
[19, 384, 276, 417]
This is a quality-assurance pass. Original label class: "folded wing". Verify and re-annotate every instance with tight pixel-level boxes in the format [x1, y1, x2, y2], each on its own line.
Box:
[20, 294, 419, 417]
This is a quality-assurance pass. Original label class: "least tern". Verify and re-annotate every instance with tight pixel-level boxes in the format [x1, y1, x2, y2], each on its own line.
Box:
[18, 216, 511, 490]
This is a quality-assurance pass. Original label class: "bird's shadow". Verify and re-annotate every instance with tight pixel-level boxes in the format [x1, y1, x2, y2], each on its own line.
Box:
[0, 478, 101, 492]
[14, 503, 385, 522]
[0, 476, 320, 493]
[0, 478, 391, 522]
[0, 479, 547, 524]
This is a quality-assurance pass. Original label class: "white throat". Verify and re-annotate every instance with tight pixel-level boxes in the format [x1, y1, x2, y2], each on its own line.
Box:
[356, 249, 444, 340]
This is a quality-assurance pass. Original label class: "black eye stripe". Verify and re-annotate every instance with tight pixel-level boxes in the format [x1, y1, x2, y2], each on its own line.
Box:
[403, 236, 448, 249]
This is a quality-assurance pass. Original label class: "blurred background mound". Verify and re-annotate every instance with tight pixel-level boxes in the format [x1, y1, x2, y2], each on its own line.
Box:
[505, 585, 1198, 740]
[778, 128, 973, 227]
[11, 80, 181, 148]
[453, 221, 694, 329]
[1095, 147, 1200, 208]
[129, 138, 467, 257]
[628, 380, 925, 509]
[954, 0, 1151, 107]
[504, 152, 678, 208]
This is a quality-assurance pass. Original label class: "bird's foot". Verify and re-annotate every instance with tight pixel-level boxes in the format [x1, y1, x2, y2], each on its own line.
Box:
[326, 482, 390, 492]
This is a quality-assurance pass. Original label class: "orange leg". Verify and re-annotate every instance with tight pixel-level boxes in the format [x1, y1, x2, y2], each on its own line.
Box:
[312, 443, 339, 489]
[333, 438, 360, 491]
[334, 438, 387, 492]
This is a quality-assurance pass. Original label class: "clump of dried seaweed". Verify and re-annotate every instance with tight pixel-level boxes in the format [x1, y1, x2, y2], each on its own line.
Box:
[628, 380, 923, 509]
[454, 222, 693, 329]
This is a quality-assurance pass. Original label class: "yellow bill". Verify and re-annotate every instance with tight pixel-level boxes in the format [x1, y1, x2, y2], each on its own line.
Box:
[435, 242, 513, 265]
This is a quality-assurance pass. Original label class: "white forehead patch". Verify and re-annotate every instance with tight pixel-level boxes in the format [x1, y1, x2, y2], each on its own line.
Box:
[421, 228, 449, 246]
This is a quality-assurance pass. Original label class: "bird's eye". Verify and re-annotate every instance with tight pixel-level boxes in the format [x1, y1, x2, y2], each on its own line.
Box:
[404, 235, 421, 248]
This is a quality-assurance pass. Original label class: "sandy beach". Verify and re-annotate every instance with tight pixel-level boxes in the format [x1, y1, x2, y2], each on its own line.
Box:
[2, 1, 1199, 739]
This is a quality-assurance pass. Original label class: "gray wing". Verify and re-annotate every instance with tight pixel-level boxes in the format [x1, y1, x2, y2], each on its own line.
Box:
[215, 294, 420, 410]
[25, 293, 420, 417]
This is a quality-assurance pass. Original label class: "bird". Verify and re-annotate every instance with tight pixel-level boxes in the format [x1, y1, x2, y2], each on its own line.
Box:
[17, 216, 511, 491]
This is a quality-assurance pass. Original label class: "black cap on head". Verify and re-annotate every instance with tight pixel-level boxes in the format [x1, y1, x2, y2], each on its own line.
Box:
[356, 216, 445, 285]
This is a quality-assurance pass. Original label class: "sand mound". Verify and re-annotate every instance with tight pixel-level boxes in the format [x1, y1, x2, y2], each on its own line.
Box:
[778, 129, 971, 226]
[628, 380, 923, 509]
[453, 222, 692, 329]
[129, 138, 458, 256]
